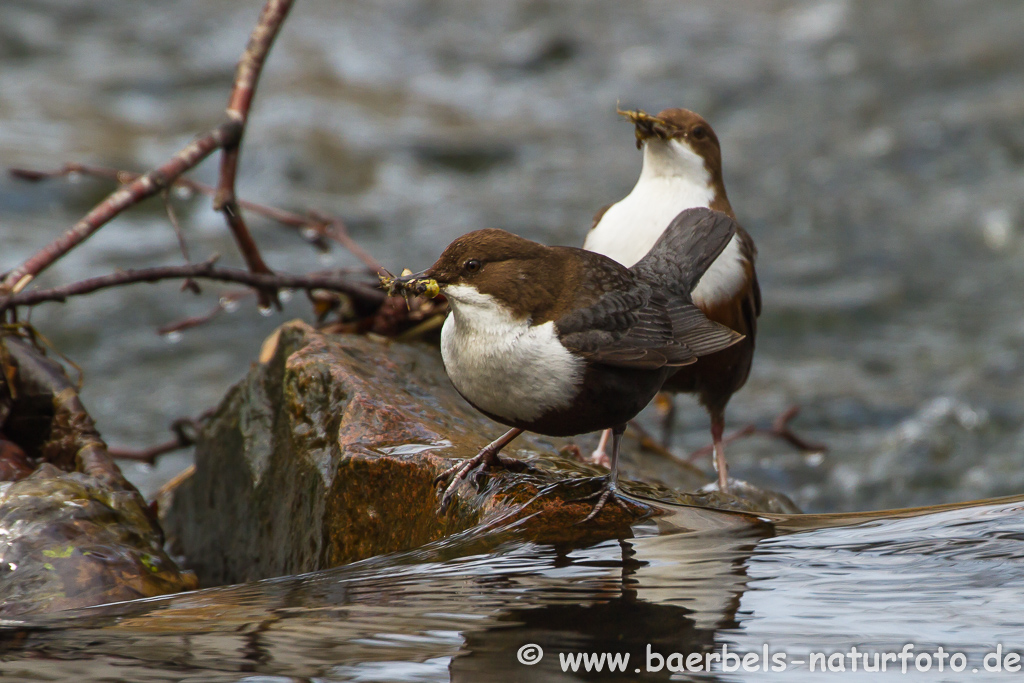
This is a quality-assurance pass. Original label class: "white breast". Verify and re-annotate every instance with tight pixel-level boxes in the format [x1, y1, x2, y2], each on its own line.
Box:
[583, 138, 748, 308]
[691, 234, 748, 309]
[439, 284, 584, 423]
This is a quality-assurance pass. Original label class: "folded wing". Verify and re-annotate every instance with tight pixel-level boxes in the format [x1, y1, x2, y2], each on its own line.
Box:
[558, 207, 744, 369]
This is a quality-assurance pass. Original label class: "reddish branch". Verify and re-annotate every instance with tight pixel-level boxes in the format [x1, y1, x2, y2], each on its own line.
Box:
[213, 0, 295, 309]
[0, 124, 237, 307]
[0, 0, 295, 313]
[10, 162, 382, 272]
[0, 258, 385, 311]
[310, 210, 385, 274]
[157, 291, 252, 336]
[108, 439, 190, 464]
[108, 413, 212, 464]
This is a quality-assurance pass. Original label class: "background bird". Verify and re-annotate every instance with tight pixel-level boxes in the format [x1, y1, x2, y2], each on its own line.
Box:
[584, 108, 760, 492]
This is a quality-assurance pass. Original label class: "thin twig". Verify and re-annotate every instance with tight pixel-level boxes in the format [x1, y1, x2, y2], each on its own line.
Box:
[163, 189, 192, 264]
[1, 258, 385, 311]
[109, 411, 212, 464]
[162, 189, 201, 294]
[108, 440, 189, 464]
[686, 405, 827, 462]
[10, 163, 378, 269]
[310, 210, 385, 274]
[157, 290, 252, 335]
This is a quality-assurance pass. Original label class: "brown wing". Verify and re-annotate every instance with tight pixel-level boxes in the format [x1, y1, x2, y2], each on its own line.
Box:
[554, 251, 741, 370]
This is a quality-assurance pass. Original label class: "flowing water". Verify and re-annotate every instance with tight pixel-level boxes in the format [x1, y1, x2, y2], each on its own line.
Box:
[4, 495, 1024, 681]
[1, 0, 1023, 679]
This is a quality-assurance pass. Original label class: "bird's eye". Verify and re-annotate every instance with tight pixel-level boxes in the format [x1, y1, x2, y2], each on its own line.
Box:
[690, 126, 708, 140]
[464, 259, 481, 273]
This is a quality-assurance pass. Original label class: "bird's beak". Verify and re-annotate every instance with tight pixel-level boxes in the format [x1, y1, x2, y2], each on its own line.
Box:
[380, 268, 441, 298]
[617, 107, 673, 149]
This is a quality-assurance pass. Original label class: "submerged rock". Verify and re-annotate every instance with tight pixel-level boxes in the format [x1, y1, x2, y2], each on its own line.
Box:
[164, 321, 797, 587]
[0, 333, 197, 616]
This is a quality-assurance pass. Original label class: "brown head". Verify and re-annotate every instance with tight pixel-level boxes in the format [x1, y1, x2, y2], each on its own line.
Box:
[397, 228, 573, 321]
[617, 107, 731, 215]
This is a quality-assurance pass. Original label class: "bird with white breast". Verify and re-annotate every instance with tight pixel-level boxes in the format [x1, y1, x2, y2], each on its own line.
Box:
[584, 107, 760, 492]
[385, 207, 744, 517]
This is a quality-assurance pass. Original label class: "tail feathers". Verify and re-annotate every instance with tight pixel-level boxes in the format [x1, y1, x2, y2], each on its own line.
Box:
[666, 299, 744, 358]
[630, 207, 737, 293]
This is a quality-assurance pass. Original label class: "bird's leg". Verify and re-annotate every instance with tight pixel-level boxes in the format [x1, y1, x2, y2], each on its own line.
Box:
[711, 415, 729, 492]
[628, 394, 679, 460]
[435, 427, 525, 513]
[687, 405, 827, 463]
[628, 419, 677, 460]
[579, 424, 627, 522]
[589, 429, 612, 468]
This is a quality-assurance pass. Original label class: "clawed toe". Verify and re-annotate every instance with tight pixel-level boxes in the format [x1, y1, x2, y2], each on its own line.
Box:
[574, 478, 628, 523]
[433, 457, 475, 488]
[434, 452, 528, 513]
[435, 455, 485, 513]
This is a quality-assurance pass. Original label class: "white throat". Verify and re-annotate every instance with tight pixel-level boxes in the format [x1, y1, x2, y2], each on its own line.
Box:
[439, 284, 583, 423]
[584, 139, 715, 267]
[583, 138, 748, 309]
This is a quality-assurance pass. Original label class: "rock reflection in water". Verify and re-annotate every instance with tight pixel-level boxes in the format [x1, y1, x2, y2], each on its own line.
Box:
[3, 497, 1024, 681]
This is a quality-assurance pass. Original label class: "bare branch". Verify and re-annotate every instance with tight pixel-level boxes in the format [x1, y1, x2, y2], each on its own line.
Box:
[161, 189, 202, 294]
[0, 0, 296, 312]
[1, 258, 385, 312]
[310, 211, 385, 274]
[157, 290, 252, 335]
[213, 0, 296, 309]
[11, 162, 383, 271]
[0, 122, 239, 305]
[109, 410, 213, 464]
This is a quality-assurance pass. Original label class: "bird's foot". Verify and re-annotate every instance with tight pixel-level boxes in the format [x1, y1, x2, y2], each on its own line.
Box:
[434, 450, 525, 513]
[573, 477, 629, 523]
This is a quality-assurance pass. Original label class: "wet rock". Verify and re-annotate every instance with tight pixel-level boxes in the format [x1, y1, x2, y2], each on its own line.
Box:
[0, 437, 33, 481]
[164, 321, 797, 587]
[0, 465, 198, 616]
[0, 332, 197, 616]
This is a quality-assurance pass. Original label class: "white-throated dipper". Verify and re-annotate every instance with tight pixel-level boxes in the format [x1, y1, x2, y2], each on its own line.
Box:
[584, 108, 760, 492]
[386, 207, 743, 518]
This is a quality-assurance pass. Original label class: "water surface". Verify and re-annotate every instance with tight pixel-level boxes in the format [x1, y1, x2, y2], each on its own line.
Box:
[4, 496, 1024, 681]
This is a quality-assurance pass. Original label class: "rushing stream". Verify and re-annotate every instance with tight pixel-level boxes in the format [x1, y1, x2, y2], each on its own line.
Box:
[1, 0, 1023, 680]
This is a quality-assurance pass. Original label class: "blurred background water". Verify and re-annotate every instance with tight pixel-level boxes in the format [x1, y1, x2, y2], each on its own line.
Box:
[1, 0, 1023, 513]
